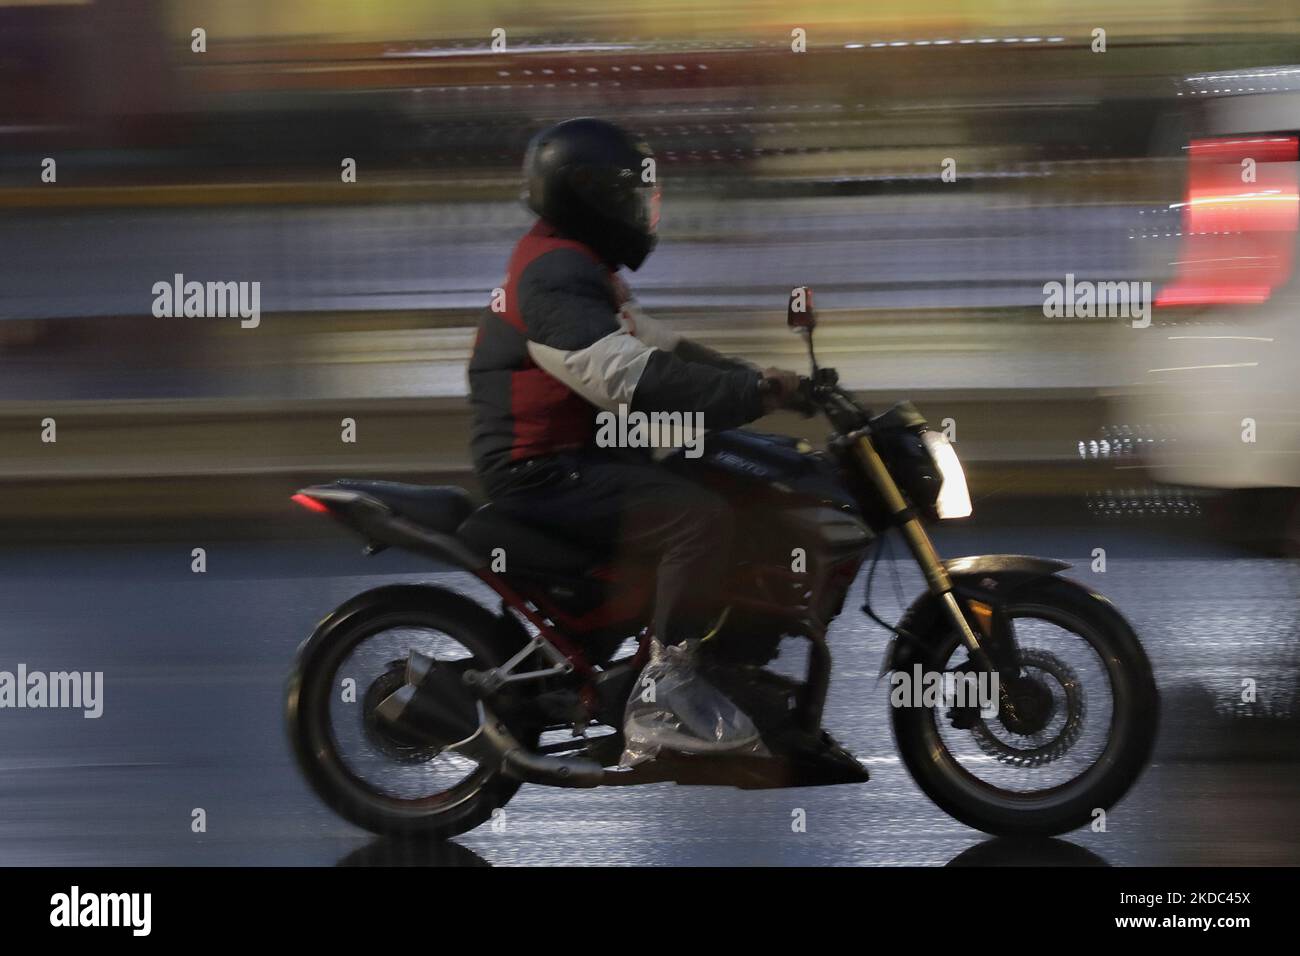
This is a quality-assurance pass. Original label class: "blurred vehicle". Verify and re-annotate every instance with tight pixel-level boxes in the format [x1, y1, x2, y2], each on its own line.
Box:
[1127, 66, 1300, 551]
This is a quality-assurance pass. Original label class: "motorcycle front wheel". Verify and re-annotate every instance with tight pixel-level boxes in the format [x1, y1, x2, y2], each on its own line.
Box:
[892, 575, 1158, 836]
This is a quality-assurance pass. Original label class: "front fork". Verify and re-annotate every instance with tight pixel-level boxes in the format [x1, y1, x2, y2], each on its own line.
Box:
[852, 435, 1016, 711]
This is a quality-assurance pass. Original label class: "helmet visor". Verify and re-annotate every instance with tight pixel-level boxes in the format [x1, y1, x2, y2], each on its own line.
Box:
[571, 164, 659, 237]
[634, 181, 661, 235]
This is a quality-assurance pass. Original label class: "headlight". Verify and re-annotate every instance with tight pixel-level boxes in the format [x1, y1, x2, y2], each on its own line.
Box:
[923, 432, 972, 519]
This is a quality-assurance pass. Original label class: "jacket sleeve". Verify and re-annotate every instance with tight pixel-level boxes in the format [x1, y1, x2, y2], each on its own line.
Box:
[519, 249, 765, 428]
[671, 337, 760, 374]
[618, 299, 760, 374]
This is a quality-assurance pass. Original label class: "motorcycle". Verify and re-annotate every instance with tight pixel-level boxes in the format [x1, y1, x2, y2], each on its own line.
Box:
[286, 288, 1158, 839]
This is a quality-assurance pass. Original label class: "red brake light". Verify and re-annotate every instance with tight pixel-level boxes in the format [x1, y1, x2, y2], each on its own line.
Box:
[1157, 135, 1299, 308]
[291, 493, 330, 514]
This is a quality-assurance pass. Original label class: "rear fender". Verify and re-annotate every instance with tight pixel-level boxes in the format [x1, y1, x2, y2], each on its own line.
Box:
[882, 555, 1070, 674]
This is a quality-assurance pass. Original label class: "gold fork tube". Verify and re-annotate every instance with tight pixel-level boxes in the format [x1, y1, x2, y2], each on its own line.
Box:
[852, 435, 986, 656]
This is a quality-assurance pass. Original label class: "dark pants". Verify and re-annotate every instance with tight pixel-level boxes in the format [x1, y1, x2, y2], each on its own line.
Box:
[485, 449, 733, 644]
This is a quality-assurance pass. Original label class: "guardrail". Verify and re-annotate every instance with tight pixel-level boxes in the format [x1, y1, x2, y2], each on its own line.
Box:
[0, 388, 1128, 539]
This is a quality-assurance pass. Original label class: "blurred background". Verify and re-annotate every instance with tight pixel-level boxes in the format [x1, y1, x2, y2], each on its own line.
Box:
[3, 0, 1299, 538]
[0, 0, 1297, 865]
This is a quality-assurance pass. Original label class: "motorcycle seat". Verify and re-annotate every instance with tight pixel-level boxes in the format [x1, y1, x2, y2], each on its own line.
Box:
[456, 503, 602, 574]
[330, 480, 475, 534]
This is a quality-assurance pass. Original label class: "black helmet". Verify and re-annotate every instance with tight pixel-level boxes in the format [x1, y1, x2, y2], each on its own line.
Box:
[523, 117, 660, 270]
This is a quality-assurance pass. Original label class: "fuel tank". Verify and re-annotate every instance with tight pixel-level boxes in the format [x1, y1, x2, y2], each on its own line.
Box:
[665, 429, 860, 514]
[667, 430, 873, 641]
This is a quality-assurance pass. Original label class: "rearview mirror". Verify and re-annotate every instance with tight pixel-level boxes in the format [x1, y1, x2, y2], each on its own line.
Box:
[787, 286, 816, 331]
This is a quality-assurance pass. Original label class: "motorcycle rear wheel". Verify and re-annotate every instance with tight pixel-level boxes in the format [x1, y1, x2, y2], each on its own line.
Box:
[287, 586, 534, 838]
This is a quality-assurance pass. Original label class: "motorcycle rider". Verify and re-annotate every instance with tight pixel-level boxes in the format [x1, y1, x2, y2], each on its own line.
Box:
[467, 117, 802, 727]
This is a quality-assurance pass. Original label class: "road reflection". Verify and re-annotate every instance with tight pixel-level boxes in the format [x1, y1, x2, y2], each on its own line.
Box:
[337, 837, 491, 868]
[948, 837, 1109, 867]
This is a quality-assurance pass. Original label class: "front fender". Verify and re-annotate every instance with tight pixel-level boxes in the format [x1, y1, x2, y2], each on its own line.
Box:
[881, 554, 1070, 674]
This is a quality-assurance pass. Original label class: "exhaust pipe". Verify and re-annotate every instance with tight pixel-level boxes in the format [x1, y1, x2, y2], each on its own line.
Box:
[374, 652, 479, 749]
[453, 708, 605, 788]
[376, 652, 604, 788]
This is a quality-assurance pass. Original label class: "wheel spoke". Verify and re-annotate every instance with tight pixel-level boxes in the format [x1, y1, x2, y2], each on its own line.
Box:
[935, 607, 1114, 794]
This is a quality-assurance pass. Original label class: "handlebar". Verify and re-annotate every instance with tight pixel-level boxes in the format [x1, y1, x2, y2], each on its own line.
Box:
[789, 376, 820, 418]
[787, 369, 871, 430]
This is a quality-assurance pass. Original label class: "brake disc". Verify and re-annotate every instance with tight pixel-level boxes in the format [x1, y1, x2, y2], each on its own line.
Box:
[966, 648, 1086, 769]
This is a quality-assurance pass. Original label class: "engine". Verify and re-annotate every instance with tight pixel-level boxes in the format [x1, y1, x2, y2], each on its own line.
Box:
[668, 430, 873, 663]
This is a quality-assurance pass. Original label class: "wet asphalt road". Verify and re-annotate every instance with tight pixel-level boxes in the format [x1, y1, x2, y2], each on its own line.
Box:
[0, 519, 1296, 867]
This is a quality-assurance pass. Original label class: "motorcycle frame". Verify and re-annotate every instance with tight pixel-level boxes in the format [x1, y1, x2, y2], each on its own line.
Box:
[460, 425, 991, 733]
[295, 416, 1002, 738]
[469, 547, 840, 732]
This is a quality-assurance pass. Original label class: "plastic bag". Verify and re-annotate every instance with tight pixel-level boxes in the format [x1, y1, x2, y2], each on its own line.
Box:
[619, 639, 770, 767]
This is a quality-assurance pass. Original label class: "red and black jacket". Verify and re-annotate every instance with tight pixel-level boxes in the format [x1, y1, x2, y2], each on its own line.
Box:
[468, 219, 764, 488]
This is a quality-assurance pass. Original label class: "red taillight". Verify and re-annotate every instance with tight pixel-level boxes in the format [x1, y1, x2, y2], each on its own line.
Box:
[291, 493, 330, 514]
[1157, 135, 1299, 308]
